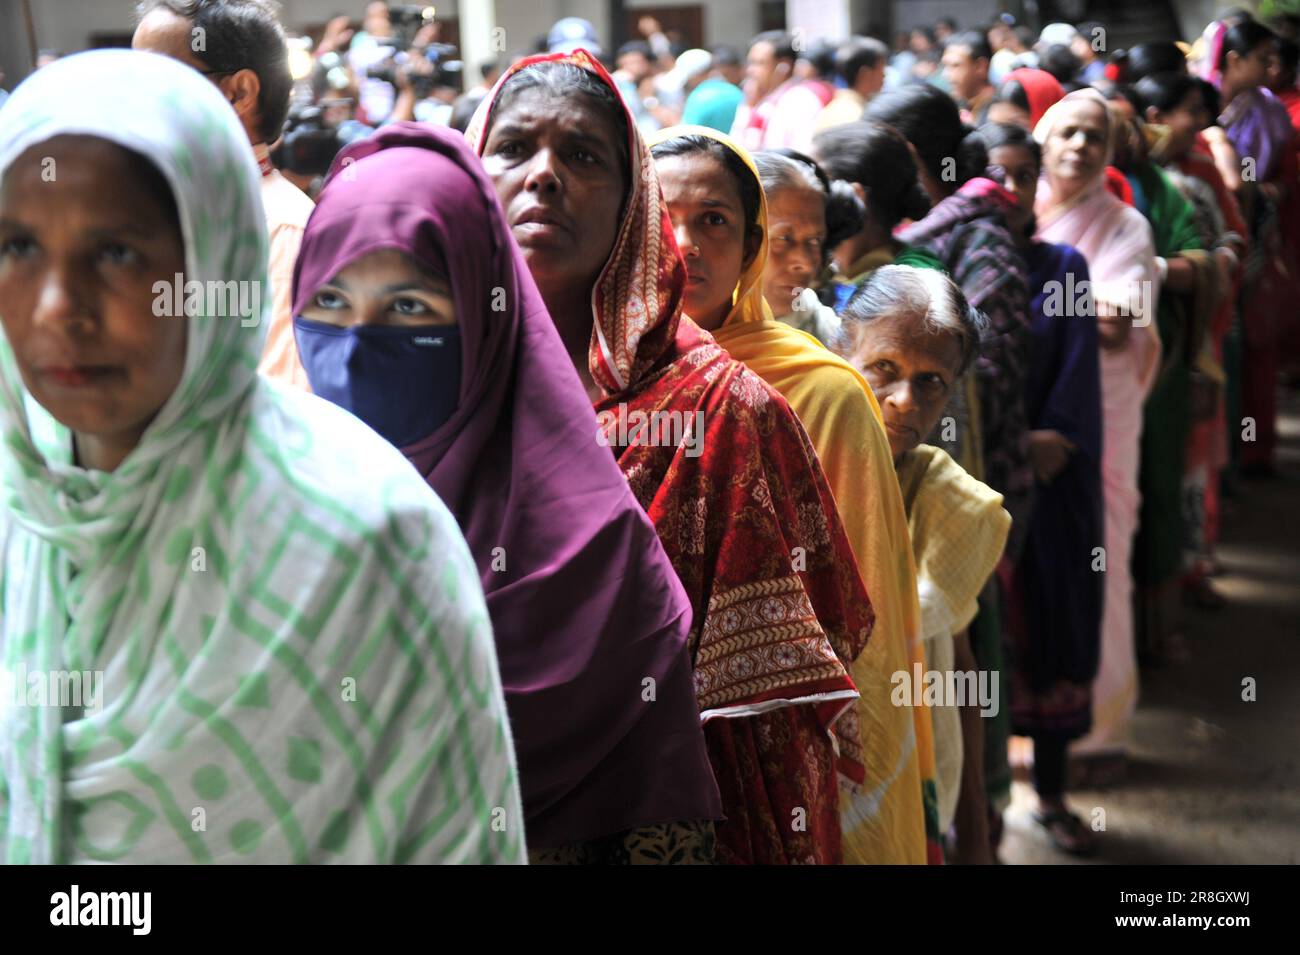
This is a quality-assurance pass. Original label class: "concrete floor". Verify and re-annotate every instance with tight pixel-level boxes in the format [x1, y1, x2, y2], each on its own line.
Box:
[1001, 387, 1300, 864]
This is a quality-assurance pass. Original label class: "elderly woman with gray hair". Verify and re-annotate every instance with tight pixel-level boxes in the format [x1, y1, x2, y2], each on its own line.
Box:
[751, 149, 866, 343]
[832, 265, 1012, 864]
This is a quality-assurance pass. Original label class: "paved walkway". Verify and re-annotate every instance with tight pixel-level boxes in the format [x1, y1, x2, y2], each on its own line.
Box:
[1002, 387, 1300, 864]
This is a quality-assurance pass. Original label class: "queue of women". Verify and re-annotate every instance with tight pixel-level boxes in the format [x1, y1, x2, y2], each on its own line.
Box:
[0, 10, 1294, 864]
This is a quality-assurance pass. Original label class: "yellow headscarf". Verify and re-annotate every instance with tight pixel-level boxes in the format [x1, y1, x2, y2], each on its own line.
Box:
[650, 124, 941, 863]
[648, 124, 774, 328]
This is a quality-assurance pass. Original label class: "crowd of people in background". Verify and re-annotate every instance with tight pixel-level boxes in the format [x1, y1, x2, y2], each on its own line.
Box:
[0, 0, 1297, 864]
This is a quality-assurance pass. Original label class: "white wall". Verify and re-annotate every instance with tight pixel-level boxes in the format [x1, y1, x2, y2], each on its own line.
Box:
[891, 0, 1000, 33]
[0, 1, 472, 69]
[0, 0, 815, 86]
[493, 0, 599, 56]
[1171, 0, 1262, 45]
[0, 0, 29, 83]
[277, 0, 461, 31]
[628, 0, 761, 49]
[10, 0, 138, 57]
[0, 0, 133, 85]
[2, 0, 1007, 91]
[0, 0, 474, 87]
[491, 0, 762, 56]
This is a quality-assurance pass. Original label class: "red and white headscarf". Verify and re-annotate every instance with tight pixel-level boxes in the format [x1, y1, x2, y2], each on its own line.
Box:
[465, 49, 686, 398]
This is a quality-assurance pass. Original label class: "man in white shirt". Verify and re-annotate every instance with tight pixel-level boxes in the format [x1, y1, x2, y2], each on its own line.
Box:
[133, 0, 313, 389]
[731, 32, 828, 151]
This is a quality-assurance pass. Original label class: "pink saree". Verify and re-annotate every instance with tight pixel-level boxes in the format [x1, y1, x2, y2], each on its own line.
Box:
[1034, 91, 1161, 754]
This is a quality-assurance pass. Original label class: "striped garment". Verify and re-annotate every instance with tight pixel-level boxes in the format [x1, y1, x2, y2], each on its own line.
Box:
[899, 178, 1036, 563]
[0, 50, 524, 864]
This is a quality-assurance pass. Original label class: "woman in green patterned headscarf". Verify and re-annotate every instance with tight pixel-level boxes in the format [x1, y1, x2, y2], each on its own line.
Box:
[0, 49, 524, 864]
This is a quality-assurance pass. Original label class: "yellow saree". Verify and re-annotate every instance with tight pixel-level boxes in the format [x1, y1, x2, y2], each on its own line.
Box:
[896, 445, 1010, 832]
[650, 125, 940, 863]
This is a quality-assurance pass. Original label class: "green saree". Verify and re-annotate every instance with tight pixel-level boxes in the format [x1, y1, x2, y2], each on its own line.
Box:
[1130, 163, 1207, 591]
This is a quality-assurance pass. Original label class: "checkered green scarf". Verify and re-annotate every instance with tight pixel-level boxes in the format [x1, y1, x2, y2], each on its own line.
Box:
[0, 50, 523, 863]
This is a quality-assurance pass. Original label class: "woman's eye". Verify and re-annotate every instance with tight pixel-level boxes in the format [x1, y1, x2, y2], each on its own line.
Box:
[391, 297, 430, 316]
[572, 149, 598, 164]
[705, 212, 727, 227]
[494, 141, 522, 159]
[874, 360, 894, 374]
[98, 242, 140, 267]
[313, 290, 346, 310]
[0, 235, 36, 259]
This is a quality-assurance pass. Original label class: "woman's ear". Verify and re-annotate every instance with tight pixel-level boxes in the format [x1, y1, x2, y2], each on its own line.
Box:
[743, 224, 763, 269]
[1144, 105, 1161, 125]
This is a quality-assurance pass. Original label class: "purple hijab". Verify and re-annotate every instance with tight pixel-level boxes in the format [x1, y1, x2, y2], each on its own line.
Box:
[292, 124, 721, 849]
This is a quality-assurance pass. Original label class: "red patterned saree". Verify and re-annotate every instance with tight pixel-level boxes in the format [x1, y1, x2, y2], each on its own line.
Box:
[469, 49, 873, 865]
[600, 319, 875, 864]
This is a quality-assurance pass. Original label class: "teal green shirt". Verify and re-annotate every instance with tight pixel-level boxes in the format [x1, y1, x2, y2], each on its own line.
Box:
[682, 78, 744, 134]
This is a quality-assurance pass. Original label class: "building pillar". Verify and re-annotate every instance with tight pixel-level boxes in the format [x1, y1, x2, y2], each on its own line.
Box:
[786, 0, 851, 41]
[458, 0, 497, 92]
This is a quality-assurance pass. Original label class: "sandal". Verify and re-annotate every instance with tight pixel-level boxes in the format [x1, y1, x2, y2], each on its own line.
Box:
[1183, 577, 1227, 610]
[1033, 808, 1098, 856]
